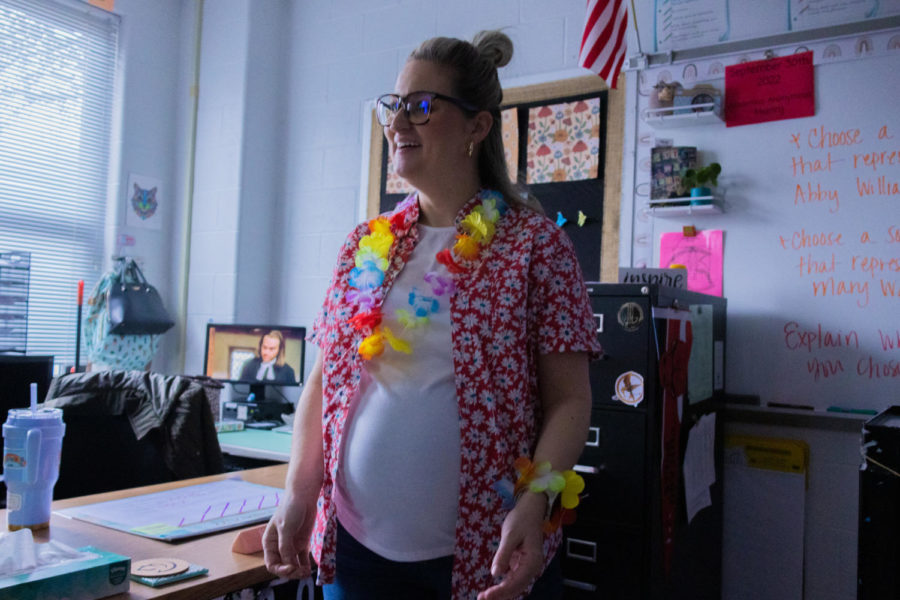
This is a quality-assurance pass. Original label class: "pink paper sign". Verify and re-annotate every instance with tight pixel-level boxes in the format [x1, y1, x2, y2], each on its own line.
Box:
[659, 230, 723, 296]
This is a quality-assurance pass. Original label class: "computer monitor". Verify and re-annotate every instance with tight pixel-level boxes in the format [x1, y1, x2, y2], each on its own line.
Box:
[0, 355, 54, 417]
[202, 323, 305, 405]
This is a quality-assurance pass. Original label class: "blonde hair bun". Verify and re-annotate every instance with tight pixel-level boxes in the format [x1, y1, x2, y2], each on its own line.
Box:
[472, 30, 513, 69]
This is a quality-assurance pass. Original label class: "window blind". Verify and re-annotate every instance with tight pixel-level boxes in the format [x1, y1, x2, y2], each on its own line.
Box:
[0, 0, 118, 371]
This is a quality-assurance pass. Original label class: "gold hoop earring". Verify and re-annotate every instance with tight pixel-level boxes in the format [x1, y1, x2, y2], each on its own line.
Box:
[466, 141, 474, 157]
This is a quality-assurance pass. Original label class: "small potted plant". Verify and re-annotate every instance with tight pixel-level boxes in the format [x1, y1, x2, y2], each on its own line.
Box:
[680, 162, 721, 203]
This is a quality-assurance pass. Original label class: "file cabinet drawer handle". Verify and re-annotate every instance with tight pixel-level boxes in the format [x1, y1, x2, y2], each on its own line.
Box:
[585, 426, 600, 447]
[562, 578, 597, 592]
[573, 464, 600, 474]
[593, 312, 603, 333]
[566, 538, 598, 562]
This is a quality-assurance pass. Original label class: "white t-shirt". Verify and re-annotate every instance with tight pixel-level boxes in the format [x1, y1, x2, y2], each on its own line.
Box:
[334, 224, 461, 562]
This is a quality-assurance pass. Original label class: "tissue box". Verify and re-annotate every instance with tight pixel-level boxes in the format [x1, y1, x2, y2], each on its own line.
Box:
[0, 546, 129, 600]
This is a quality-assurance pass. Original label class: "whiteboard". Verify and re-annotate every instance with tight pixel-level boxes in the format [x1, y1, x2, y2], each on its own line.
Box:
[649, 0, 900, 52]
[630, 31, 900, 412]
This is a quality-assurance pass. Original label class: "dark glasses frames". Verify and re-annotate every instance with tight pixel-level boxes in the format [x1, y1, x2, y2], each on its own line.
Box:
[375, 91, 478, 126]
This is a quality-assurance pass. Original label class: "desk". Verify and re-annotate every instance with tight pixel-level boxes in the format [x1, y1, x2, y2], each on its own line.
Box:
[3, 465, 289, 600]
[217, 429, 292, 462]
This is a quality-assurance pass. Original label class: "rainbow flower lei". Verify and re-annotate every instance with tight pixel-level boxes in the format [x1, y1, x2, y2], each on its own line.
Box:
[492, 456, 585, 533]
[347, 190, 507, 360]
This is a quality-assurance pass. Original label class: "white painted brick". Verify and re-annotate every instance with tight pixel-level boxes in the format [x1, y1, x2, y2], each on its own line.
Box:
[323, 145, 362, 189]
[194, 135, 241, 190]
[292, 187, 357, 230]
[292, 0, 332, 24]
[505, 20, 568, 77]
[436, 0, 521, 38]
[319, 232, 349, 277]
[288, 65, 330, 107]
[192, 139, 219, 185]
[187, 271, 215, 314]
[393, 45, 417, 73]
[201, 12, 248, 68]
[195, 106, 223, 149]
[200, 58, 247, 110]
[183, 314, 207, 375]
[190, 230, 237, 273]
[217, 188, 242, 230]
[212, 272, 236, 315]
[433, 2, 473, 40]
[332, 0, 402, 17]
[363, 6, 435, 54]
[221, 103, 245, 147]
[563, 16, 587, 68]
[190, 188, 218, 233]
[196, 143, 242, 193]
[283, 276, 330, 322]
[311, 101, 362, 148]
[326, 51, 399, 105]
[202, 0, 250, 49]
[289, 235, 324, 273]
[520, 0, 583, 23]
[286, 149, 325, 191]
[294, 15, 365, 66]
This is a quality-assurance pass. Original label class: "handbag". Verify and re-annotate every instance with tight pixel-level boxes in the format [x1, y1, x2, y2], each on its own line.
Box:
[107, 258, 175, 335]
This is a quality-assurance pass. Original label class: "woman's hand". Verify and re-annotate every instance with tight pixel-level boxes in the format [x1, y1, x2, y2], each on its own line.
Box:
[478, 491, 547, 600]
[262, 490, 318, 579]
[263, 353, 325, 579]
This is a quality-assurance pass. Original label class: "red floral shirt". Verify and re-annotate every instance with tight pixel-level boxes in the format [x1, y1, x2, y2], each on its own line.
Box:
[308, 192, 601, 599]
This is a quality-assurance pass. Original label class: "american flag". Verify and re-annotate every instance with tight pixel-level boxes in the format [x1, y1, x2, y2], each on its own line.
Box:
[578, 0, 628, 89]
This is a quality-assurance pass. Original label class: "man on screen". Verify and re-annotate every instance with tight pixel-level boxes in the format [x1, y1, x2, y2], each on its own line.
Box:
[239, 330, 296, 384]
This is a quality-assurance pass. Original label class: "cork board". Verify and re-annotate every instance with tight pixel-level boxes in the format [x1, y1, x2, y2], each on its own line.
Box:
[367, 73, 624, 282]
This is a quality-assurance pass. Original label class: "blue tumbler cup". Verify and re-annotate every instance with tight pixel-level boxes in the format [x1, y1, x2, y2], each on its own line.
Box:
[3, 407, 65, 531]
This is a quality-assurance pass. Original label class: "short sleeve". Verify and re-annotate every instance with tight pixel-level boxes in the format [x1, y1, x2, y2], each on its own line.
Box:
[307, 225, 366, 349]
[529, 224, 602, 359]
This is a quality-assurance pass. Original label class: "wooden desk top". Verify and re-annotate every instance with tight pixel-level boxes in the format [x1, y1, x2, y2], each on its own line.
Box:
[6, 465, 289, 600]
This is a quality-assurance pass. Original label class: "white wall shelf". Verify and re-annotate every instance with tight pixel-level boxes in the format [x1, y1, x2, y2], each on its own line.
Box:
[648, 195, 722, 217]
[642, 104, 723, 128]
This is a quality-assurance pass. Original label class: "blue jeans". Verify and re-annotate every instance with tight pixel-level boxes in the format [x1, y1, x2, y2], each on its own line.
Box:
[322, 521, 562, 600]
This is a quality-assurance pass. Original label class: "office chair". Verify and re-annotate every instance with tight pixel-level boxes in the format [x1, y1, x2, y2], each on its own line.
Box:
[44, 370, 224, 500]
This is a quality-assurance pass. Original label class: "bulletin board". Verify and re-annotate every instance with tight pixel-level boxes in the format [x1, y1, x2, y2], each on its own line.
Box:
[629, 27, 900, 412]
[367, 75, 625, 283]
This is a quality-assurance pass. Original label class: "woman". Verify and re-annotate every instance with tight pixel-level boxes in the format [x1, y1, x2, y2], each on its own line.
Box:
[263, 31, 601, 600]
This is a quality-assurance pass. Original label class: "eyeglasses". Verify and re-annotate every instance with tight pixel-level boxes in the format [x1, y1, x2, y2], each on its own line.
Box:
[375, 91, 478, 126]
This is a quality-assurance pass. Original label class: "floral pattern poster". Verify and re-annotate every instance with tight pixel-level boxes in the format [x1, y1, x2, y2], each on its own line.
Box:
[501, 108, 519, 181]
[384, 150, 414, 195]
[526, 98, 600, 184]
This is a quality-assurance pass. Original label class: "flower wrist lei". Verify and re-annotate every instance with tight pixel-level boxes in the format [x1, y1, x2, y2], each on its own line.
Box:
[494, 457, 586, 533]
[346, 190, 507, 360]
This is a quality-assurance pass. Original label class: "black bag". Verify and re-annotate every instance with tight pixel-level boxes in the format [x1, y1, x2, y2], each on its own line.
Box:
[107, 258, 175, 335]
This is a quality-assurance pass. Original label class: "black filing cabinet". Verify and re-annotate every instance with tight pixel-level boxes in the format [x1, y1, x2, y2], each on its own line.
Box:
[858, 406, 900, 600]
[561, 283, 726, 599]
